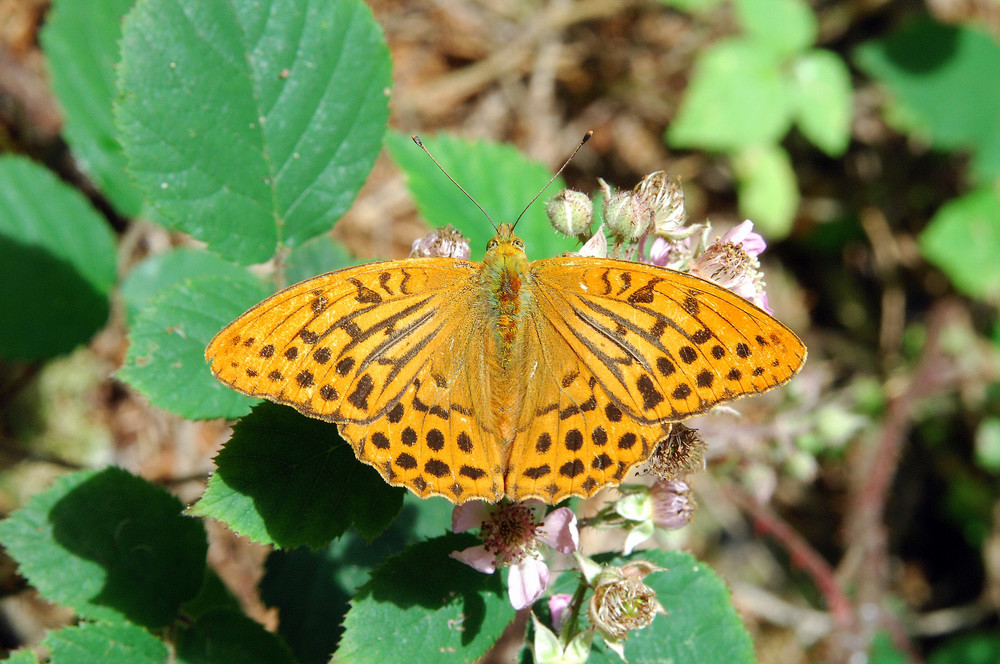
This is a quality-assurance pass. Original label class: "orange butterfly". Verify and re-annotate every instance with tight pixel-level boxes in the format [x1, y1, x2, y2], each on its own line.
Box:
[205, 221, 806, 504]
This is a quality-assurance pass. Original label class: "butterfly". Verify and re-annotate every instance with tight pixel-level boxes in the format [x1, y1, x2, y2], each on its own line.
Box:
[205, 221, 806, 504]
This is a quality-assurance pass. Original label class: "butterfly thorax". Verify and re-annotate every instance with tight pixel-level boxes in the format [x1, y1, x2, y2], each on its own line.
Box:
[478, 224, 533, 372]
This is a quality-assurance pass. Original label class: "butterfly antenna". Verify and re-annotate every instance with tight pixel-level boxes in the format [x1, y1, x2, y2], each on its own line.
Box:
[512, 130, 593, 230]
[411, 135, 496, 231]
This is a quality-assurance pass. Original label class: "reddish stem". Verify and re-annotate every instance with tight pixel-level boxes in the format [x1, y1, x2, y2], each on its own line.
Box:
[725, 484, 854, 631]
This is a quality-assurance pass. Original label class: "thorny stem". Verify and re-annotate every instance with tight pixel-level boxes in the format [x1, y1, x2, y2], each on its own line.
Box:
[577, 502, 619, 529]
[559, 574, 591, 645]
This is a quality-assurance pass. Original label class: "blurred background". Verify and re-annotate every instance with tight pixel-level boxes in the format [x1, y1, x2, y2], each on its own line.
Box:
[3, 0, 1000, 662]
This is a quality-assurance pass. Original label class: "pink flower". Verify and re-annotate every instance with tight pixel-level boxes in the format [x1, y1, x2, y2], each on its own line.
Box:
[647, 236, 674, 267]
[690, 220, 772, 313]
[719, 219, 766, 257]
[547, 593, 574, 632]
[645, 220, 709, 270]
[450, 500, 579, 610]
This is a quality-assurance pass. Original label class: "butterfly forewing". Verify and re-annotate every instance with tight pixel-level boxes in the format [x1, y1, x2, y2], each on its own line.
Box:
[207, 258, 508, 502]
[208, 260, 467, 415]
[529, 258, 806, 422]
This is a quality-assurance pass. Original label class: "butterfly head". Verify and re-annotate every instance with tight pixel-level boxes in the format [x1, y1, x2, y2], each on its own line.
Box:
[486, 222, 527, 259]
[482, 223, 530, 287]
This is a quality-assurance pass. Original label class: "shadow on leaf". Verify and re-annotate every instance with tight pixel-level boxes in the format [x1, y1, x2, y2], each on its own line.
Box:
[0, 233, 109, 360]
[48, 467, 207, 627]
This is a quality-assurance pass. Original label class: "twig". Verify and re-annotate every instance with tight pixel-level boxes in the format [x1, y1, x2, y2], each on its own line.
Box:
[724, 483, 854, 631]
[860, 206, 906, 369]
[729, 581, 832, 644]
[399, 0, 635, 116]
[839, 302, 961, 656]
[0, 360, 43, 407]
[911, 596, 996, 637]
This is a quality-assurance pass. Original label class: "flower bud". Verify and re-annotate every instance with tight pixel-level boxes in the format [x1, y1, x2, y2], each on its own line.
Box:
[603, 191, 651, 242]
[410, 225, 471, 259]
[547, 593, 574, 632]
[649, 480, 694, 530]
[546, 189, 593, 239]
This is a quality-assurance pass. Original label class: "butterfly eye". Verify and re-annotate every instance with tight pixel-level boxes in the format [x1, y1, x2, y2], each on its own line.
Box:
[487, 239, 498, 250]
[512, 238, 525, 250]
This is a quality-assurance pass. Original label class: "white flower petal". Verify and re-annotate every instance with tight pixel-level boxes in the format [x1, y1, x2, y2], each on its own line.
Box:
[539, 507, 579, 553]
[622, 520, 656, 555]
[450, 545, 496, 574]
[508, 557, 549, 609]
[451, 501, 491, 533]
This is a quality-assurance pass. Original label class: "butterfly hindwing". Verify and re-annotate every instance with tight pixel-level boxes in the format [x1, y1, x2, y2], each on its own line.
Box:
[504, 305, 668, 502]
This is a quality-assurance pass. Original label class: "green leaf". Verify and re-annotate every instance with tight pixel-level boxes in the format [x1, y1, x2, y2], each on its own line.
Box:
[919, 188, 1000, 301]
[0, 467, 207, 628]
[0, 156, 116, 361]
[929, 631, 1000, 664]
[667, 38, 791, 153]
[192, 401, 404, 548]
[262, 545, 357, 664]
[790, 49, 853, 156]
[115, 0, 391, 264]
[734, 0, 816, 57]
[119, 248, 249, 324]
[975, 417, 1000, 473]
[732, 144, 799, 238]
[285, 234, 360, 285]
[869, 631, 909, 664]
[854, 18, 1000, 180]
[117, 275, 267, 419]
[43, 622, 168, 664]
[334, 534, 517, 664]
[176, 609, 296, 664]
[40, 0, 142, 216]
[587, 551, 755, 664]
[261, 496, 454, 664]
[970, 122, 1000, 181]
[4, 650, 39, 664]
[182, 566, 243, 619]
[384, 131, 578, 261]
